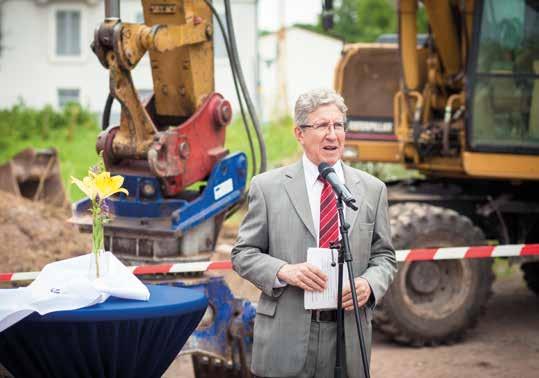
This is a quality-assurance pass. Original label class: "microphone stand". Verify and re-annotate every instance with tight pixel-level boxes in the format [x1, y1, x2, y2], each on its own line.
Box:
[333, 194, 370, 378]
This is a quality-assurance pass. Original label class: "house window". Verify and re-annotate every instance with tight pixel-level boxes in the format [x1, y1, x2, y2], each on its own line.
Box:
[136, 11, 145, 24]
[56, 10, 81, 56]
[58, 89, 80, 107]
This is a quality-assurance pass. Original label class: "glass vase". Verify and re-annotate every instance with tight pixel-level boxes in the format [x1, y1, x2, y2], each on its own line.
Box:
[89, 214, 106, 279]
[88, 249, 109, 280]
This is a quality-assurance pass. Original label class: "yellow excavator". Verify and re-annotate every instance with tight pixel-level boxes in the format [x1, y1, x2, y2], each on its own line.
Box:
[334, 0, 539, 346]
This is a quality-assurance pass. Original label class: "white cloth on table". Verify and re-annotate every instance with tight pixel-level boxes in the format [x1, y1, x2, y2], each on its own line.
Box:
[0, 252, 149, 333]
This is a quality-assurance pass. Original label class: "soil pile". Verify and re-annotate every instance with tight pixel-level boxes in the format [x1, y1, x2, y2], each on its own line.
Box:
[0, 191, 90, 273]
[0, 190, 259, 301]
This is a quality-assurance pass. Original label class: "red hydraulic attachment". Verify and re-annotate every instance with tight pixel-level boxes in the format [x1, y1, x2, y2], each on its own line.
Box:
[148, 93, 231, 195]
[99, 93, 232, 196]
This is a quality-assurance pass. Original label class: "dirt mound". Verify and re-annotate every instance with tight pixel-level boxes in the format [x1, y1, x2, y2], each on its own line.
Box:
[0, 190, 260, 302]
[0, 191, 90, 274]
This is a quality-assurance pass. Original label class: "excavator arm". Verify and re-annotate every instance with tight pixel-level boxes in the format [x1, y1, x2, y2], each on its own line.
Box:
[72, 0, 263, 262]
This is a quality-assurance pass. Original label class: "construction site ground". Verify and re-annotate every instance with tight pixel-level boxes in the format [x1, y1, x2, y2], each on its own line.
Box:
[1, 192, 538, 378]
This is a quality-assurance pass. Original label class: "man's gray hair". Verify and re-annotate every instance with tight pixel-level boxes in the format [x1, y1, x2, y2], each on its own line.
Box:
[294, 88, 348, 126]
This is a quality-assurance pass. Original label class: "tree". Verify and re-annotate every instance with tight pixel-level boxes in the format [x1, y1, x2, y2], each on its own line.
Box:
[331, 0, 364, 42]
[355, 0, 397, 42]
[314, 0, 429, 43]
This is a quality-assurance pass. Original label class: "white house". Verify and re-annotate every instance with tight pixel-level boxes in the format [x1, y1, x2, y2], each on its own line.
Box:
[0, 0, 259, 123]
[259, 26, 343, 122]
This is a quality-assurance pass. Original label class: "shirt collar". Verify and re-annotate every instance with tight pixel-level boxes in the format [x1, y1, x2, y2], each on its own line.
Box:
[302, 154, 344, 188]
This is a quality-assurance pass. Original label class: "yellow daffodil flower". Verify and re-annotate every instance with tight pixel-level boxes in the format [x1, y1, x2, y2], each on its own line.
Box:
[91, 171, 129, 200]
[71, 174, 98, 201]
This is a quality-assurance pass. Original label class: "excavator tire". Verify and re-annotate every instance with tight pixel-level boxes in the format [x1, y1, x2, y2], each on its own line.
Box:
[521, 262, 539, 295]
[373, 203, 494, 346]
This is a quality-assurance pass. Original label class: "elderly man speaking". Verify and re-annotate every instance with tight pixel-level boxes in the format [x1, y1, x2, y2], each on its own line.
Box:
[232, 88, 396, 378]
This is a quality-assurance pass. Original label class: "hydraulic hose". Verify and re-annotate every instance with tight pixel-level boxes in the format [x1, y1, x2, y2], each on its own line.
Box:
[102, 93, 114, 130]
[100, 1, 267, 178]
[204, 0, 257, 179]
[223, 0, 267, 174]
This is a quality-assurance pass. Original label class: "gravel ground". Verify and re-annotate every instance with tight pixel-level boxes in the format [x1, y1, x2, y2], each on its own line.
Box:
[164, 264, 539, 378]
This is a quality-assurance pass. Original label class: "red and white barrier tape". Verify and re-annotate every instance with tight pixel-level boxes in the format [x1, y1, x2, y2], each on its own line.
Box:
[396, 243, 539, 262]
[0, 261, 232, 283]
[1, 244, 538, 283]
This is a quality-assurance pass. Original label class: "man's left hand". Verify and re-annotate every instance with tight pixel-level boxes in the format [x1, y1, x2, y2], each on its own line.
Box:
[342, 277, 371, 311]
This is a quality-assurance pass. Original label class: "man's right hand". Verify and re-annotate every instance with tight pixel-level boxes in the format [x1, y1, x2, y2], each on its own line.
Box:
[277, 263, 328, 292]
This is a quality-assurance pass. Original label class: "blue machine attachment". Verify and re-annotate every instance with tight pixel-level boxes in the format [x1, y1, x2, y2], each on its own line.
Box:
[174, 277, 255, 377]
[71, 152, 247, 262]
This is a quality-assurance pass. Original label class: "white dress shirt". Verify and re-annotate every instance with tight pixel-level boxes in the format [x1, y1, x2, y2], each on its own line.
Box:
[274, 155, 345, 288]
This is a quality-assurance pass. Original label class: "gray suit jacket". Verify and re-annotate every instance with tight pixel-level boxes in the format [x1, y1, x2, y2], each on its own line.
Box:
[231, 160, 396, 377]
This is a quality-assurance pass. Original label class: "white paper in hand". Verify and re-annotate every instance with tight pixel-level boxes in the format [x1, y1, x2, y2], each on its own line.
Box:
[304, 248, 349, 310]
[0, 252, 149, 333]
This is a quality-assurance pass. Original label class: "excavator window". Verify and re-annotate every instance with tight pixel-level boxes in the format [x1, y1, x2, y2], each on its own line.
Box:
[470, 0, 539, 152]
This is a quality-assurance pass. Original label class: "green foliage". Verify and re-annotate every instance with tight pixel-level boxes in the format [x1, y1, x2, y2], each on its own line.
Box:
[351, 162, 422, 182]
[417, 6, 429, 33]
[259, 29, 273, 37]
[315, 0, 429, 43]
[355, 0, 397, 42]
[0, 101, 97, 147]
[225, 116, 301, 181]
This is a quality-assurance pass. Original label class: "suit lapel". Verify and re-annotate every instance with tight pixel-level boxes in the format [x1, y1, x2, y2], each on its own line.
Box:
[343, 163, 365, 233]
[283, 160, 317, 240]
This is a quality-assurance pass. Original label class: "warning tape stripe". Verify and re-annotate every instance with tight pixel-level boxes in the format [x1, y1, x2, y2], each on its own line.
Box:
[1, 245, 538, 282]
[464, 246, 495, 259]
[395, 250, 410, 261]
[492, 244, 524, 257]
[406, 248, 438, 261]
[132, 264, 174, 275]
[207, 261, 233, 270]
[521, 244, 539, 255]
[369, 244, 539, 262]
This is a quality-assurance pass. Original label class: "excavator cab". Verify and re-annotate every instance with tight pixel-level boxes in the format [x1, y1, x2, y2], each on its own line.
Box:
[336, 0, 539, 180]
[469, 0, 539, 152]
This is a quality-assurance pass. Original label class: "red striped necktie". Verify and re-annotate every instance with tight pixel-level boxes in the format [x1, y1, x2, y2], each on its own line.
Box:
[319, 177, 339, 248]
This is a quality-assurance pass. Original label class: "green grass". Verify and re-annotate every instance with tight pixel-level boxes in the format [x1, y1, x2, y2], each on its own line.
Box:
[225, 116, 301, 181]
[351, 162, 422, 182]
[493, 258, 518, 279]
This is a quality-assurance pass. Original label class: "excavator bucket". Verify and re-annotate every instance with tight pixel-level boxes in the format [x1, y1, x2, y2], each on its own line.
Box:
[0, 148, 67, 208]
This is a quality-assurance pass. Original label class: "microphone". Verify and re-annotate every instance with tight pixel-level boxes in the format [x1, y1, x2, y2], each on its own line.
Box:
[318, 162, 358, 211]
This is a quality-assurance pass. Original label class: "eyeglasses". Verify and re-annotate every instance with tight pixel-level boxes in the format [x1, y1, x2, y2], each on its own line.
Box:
[299, 120, 348, 133]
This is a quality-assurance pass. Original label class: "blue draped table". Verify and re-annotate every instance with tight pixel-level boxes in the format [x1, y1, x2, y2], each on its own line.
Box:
[0, 284, 207, 378]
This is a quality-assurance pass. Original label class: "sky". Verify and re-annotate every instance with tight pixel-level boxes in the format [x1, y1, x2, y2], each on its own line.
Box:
[258, 0, 322, 31]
